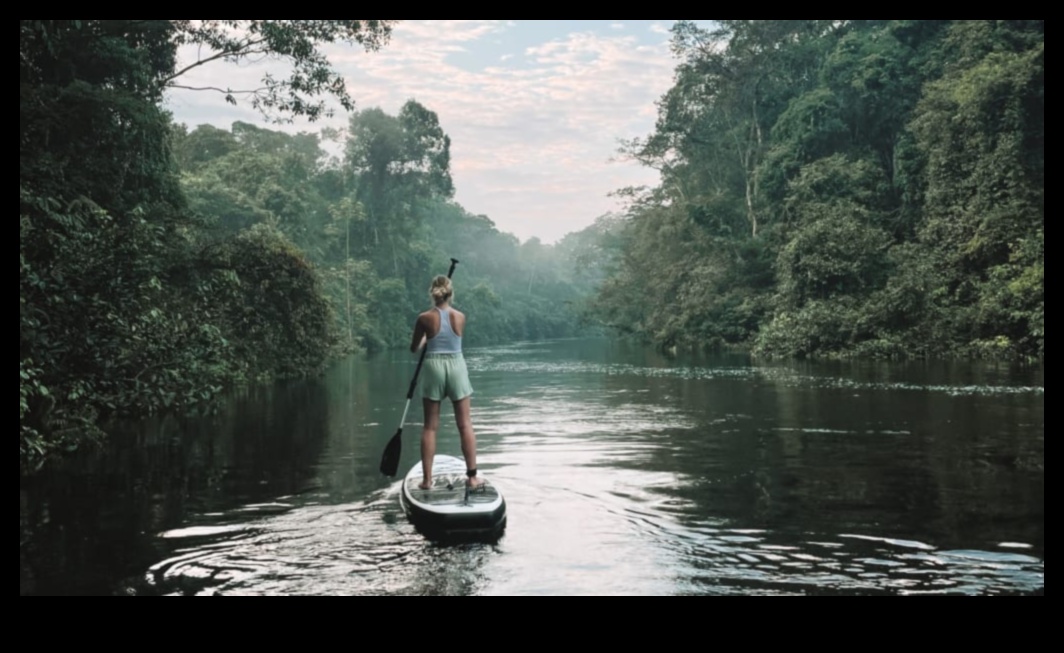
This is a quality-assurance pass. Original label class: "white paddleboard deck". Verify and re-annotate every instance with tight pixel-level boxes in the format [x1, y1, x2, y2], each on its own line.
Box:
[400, 455, 506, 538]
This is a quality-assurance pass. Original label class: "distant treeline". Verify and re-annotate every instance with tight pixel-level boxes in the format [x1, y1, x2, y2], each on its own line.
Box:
[20, 21, 599, 472]
[579, 21, 1043, 360]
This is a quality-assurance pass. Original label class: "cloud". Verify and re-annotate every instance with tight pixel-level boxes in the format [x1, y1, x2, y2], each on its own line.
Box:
[649, 23, 670, 35]
[165, 20, 677, 244]
[396, 20, 512, 42]
[610, 23, 625, 30]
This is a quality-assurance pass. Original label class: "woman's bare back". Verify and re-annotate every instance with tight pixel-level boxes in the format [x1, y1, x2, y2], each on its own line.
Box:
[419, 305, 465, 339]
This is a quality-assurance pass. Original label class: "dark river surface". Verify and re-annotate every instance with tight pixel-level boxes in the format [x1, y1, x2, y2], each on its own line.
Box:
[20, 339, 1044, 596]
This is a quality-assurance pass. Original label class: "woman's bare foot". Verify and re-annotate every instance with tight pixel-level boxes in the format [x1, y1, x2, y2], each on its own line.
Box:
[419, 479, 433, 490]
[466, 475, 485, 489]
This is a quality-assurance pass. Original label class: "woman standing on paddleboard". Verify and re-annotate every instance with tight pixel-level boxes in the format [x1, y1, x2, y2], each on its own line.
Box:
[410, 275, 484, 492]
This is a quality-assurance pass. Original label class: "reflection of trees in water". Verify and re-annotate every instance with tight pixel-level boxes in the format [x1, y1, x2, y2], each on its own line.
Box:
[596, 351, 1043, 554]
[19, 341, 1042, 595]
[20, 378, 331, 596]
[320, 354, 405, 500]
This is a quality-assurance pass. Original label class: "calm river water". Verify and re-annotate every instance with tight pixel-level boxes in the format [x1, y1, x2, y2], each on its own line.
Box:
[20, 339, 1044, 596]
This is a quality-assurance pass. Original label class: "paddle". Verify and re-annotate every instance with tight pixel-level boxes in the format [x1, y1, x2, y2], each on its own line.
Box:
[379, 258, 460, 478]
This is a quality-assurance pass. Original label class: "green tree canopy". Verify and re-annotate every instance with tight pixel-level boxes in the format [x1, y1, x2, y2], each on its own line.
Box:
[167, 20, 398, 122]
[585, 20, 1043, 360]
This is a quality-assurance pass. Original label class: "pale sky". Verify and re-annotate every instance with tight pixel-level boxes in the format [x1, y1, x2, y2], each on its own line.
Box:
[164, 20, 714, 244]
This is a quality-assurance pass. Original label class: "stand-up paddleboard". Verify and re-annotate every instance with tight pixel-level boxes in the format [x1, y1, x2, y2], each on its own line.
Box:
[400, 455, 506, 540]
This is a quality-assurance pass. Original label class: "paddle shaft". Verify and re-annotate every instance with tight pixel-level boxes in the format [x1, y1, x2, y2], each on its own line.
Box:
[381, 258, 459, 476]
[404, 258, 459, 404]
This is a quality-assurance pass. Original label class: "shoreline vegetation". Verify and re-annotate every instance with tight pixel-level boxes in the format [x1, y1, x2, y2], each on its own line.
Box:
[586, 21, 1042, 364]
[20, 21, 1043, 473]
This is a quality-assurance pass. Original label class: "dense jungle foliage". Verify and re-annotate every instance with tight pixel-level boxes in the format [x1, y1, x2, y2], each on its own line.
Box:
[20, 20, 599, 472]
[584, 20, 1043, 361]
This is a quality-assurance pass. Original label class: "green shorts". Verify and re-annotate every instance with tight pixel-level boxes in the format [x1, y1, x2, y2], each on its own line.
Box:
[421, 353, 474, 402]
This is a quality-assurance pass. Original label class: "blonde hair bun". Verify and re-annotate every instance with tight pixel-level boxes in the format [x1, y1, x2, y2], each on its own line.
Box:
[430, 275, 453, 304]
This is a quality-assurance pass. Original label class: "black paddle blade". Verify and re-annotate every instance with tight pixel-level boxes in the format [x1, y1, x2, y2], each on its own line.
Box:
[380, 430, 402, 477]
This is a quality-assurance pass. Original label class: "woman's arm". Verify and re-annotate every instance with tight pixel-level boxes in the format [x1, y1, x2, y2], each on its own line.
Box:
[410, 314, 428, 353]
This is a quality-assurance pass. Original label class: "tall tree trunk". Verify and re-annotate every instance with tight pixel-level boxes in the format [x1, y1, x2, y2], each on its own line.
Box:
[345, 214, 352, 344]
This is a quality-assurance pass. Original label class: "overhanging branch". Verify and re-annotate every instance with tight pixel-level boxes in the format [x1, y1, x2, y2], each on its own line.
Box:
[168, 85, 270, 95]
[162, 37, 268, 86]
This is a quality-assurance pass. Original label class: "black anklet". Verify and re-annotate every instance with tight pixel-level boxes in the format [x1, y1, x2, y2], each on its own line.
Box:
[467, 468, 478, 478]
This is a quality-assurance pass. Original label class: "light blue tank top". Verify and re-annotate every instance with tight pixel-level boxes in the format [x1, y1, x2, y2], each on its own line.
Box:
[426, 306, 462, 354]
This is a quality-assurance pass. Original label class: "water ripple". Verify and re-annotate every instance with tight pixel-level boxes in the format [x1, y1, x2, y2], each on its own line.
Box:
[467, 359, 1044, 397]
[31, 339, 1037, 597]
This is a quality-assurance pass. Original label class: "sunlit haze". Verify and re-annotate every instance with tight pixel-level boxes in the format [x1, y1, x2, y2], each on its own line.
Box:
[164, 20, 714, 244]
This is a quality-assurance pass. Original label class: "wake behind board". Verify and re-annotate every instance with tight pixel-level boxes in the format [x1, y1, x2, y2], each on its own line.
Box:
[400, 455, 506, 540]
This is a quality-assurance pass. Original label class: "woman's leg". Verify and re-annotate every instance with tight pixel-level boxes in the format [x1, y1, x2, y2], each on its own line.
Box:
[453, 397, 482, 488]
[420, 399, 441, 489]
